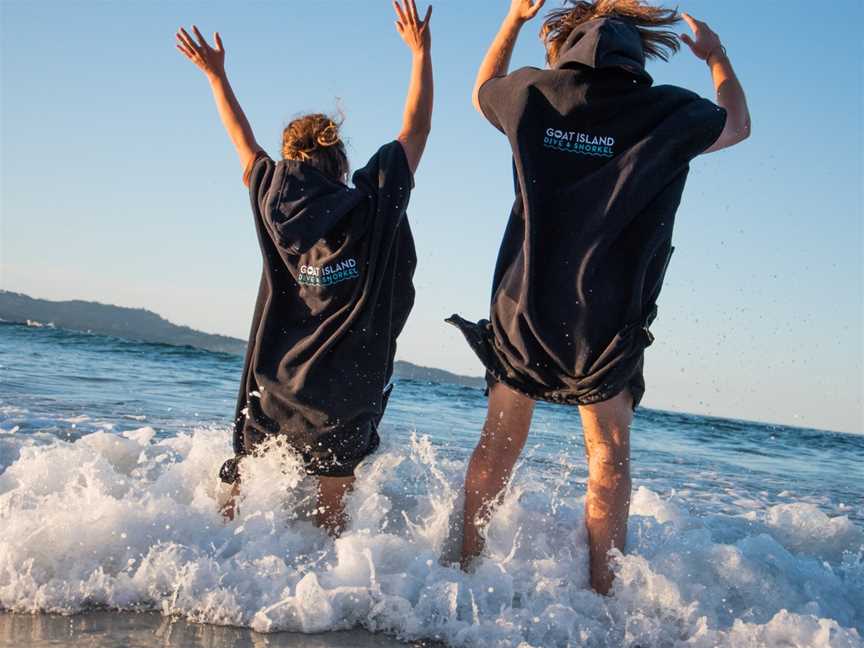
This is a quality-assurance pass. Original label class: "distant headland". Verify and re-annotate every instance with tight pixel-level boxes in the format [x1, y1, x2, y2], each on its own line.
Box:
[0, 290, 485, 389]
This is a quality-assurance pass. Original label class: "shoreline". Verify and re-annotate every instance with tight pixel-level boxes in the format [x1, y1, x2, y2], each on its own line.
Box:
[0, 611, 443, 647]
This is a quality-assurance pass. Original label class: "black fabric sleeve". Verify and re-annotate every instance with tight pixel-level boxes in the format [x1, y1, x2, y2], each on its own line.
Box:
[242, 150, 269, 187]
[684, 98, 728, 160]
[247, 154, 277, 221]
[477, 68, 535, 134]
[351, 140, 414, 230]
[478, 75, 510, 133]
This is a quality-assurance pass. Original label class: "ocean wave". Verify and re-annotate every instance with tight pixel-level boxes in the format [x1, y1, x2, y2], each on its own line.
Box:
[24, 320, 55, 329]
[0, 427, 860, 647]
[0, 321, 240, 363]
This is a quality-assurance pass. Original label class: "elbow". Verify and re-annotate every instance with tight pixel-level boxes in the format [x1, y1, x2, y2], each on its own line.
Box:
[734, 117, 752, 145]
[412, 122, 432, 139]
[471, 88, 483, 114]
[398, 123, 431, 146]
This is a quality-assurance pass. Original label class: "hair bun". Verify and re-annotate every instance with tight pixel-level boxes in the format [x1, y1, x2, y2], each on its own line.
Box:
[282, 112, 349, 181]
[315, 120, 340, 148]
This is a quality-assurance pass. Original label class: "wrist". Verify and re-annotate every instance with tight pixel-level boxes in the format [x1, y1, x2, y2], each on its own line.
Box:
[706, 44, 728, 66]
[503, 14, 526, 31]
[206, 69, 227, 85]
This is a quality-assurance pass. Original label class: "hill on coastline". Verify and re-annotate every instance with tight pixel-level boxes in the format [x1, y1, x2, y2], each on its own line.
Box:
[0, 290, 246, 354]
[0, 291, 485, 388]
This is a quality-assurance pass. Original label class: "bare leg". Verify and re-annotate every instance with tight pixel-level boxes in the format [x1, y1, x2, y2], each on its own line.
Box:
[316, 475, 355, 536]
[220, 481, 240, 522]
[461, 382, 535, 569]
[578, 389, 633, 595]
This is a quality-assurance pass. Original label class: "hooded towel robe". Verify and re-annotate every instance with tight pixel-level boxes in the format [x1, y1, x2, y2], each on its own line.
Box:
[231, 141, 416, 477]
[448, 18, 727, 407]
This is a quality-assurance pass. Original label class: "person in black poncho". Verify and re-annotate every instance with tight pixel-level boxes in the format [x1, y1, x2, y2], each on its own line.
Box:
[449, 0, 750, 593]
[175, 0, 433, 535]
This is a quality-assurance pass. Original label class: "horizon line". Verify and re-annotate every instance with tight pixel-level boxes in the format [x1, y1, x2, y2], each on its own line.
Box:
[1, 289, 857, 438]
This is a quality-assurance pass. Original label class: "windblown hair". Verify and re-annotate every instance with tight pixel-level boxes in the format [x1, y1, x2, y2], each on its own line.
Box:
[540, 0, 681, 67]
[282, 112, 349, 182]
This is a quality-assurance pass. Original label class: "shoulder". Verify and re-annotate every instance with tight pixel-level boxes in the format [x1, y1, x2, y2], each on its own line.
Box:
[352, 141, 413, 191]
[244, 151, 278, 189]
[479, 67, 545, 132]
[644, 84, 724, 122]
[649, 84, 722, 112]
[363, 140, 410, 169]
[378, 139, 411, 167]
[482, 66, 544, 94]
[509, 66, 545, 81]
[665, 84, 723, 114]
[645, 86, 727, 157]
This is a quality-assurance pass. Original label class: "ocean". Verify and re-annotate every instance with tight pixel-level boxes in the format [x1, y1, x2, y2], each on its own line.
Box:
[0, 321, 861, 647]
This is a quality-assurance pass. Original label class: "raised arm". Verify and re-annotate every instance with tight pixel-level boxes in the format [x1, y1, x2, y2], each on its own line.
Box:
[680, 13, 751, 154]
[393, 1, 433, 174]
[472, 0, 545, 113]
[175, 26, 262, 176]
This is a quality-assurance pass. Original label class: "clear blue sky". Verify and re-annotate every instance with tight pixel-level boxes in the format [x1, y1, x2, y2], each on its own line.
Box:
[1, 1, 861, 434]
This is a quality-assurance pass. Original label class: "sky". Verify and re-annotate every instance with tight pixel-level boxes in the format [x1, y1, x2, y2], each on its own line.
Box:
[1, 1, 861, 434]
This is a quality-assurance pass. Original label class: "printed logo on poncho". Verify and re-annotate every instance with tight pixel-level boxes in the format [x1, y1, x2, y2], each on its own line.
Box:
[298, 258, 360, 287]
[543, 128, 615, 158]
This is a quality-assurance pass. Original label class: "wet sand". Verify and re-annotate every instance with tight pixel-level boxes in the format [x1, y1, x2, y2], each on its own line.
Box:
[0, 612, 443, 648]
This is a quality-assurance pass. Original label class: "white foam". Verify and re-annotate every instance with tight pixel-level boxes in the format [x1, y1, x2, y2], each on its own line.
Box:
[24, 320, 54, 329]
[0, 427, 861, 647]
[62, 415, 91, 424]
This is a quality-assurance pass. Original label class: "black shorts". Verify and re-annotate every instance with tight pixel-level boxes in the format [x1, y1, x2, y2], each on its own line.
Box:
[485, 354, 646, 411]
[240, 415, 382, 477]
[230, 386, 394, 481]
[298, 419, 381, 478]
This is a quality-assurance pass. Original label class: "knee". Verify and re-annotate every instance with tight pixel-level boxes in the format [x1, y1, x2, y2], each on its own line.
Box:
[468, 430, 523, 484]
[586, 436, 630, 478]
[471, 434, 520, 470]
[586, 439, 631, 510]
[478, 414, 528, 457]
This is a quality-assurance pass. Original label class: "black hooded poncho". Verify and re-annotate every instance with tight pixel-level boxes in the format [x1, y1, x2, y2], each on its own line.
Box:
[230, 141, 416, 478]
[448, 18, 726, 407]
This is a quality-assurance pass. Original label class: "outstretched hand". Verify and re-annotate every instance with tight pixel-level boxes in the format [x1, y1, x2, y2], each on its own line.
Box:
[176, 25, 226, 79]
[508, 0, 546, 23]
[394, 0, 432, 54]
[679, 13, 723, 61]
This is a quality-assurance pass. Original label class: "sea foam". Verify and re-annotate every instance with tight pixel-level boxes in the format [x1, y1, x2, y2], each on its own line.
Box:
[0, 426, 861, 647]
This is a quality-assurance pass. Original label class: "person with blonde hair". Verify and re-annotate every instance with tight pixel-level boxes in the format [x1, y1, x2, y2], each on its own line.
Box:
[175, 0, 433, 534]
[449, 0, 750, 593]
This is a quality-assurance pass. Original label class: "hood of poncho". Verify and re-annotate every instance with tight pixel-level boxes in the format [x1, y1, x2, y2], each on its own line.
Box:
[264, 162, 364, 254]
[553, 17, 653, 85]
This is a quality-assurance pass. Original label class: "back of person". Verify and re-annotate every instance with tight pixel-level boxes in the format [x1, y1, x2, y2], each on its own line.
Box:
[453, 16, 726, 406]
[176, 0, 433, 530]
[452, 0, 749, 594]
[238, 140, 416, 476]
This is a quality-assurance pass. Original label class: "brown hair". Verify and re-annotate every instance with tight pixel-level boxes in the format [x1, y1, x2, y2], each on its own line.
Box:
[540, 0, 681, 67]
[282, 113, 349, 182]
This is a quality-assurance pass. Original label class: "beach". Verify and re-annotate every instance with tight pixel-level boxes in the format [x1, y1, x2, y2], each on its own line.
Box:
[1, 322, 862, 647]
[0, 611, 441, 647]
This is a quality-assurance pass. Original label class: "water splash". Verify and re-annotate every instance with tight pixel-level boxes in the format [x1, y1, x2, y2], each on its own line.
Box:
[0, 426, 861, 647]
